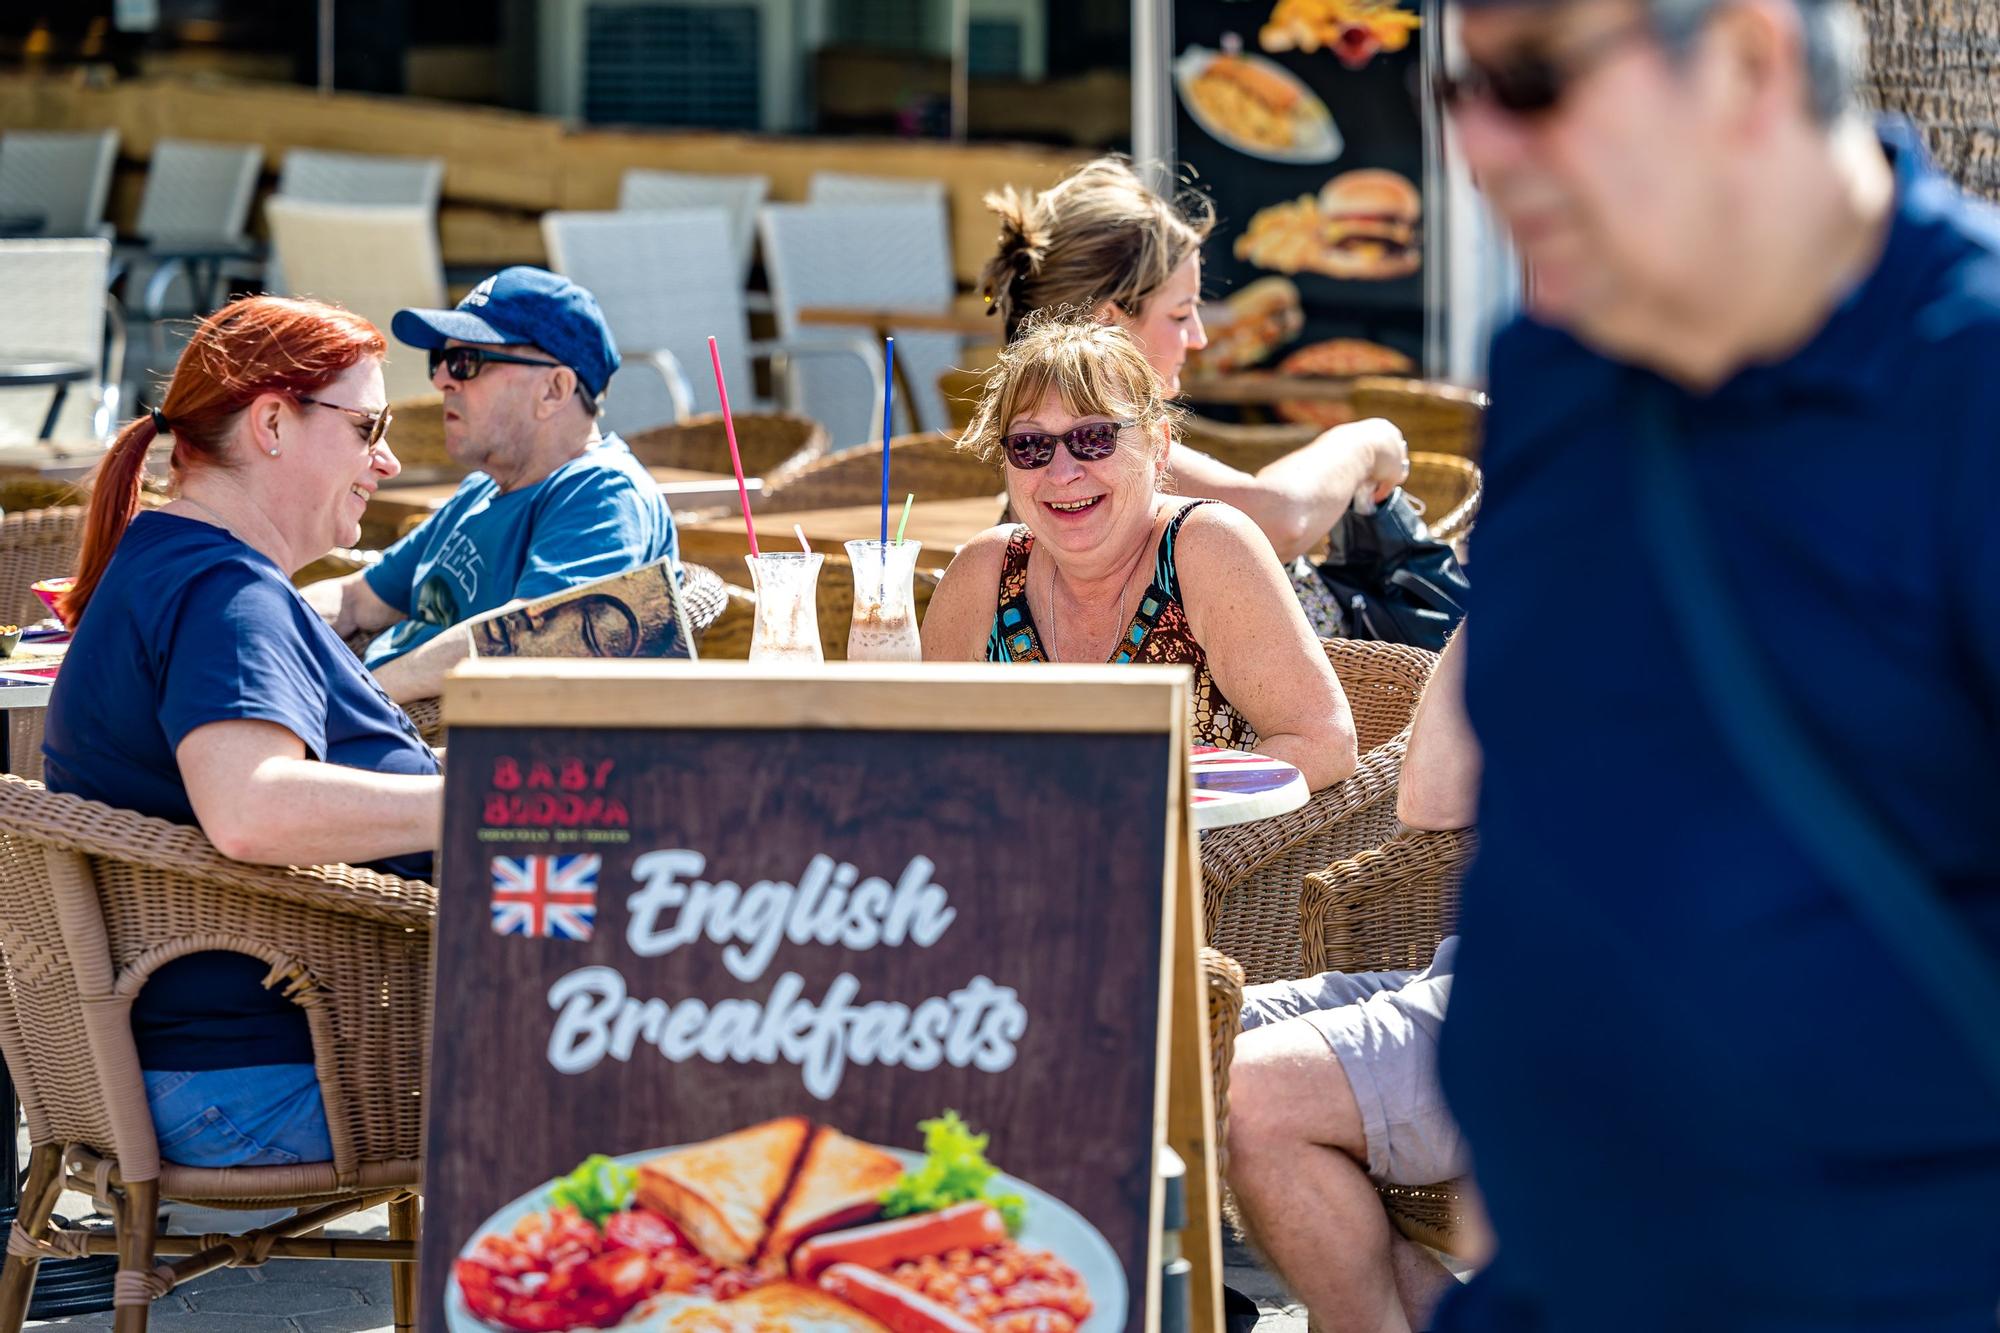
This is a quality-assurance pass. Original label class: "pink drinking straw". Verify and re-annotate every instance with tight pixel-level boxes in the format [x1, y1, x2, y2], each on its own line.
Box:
[879, 336, 895, 546]
[707, 335, 760, 557]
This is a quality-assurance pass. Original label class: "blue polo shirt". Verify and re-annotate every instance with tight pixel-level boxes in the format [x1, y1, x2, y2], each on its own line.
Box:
[1439, 123, 2000, 1331]
[44, 512, 440, 1071]
[363, 434, 677, 665]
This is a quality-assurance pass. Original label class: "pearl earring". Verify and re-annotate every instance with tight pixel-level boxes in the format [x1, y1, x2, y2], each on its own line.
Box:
[268, 448, 279, 457]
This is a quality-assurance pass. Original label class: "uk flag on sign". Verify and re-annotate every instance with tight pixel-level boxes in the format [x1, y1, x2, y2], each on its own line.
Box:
[489, 854, 599, 941]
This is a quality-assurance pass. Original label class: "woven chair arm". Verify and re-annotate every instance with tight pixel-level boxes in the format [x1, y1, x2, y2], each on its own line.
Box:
[1198, 735, 1406, 903]
[1201, 947, 1247, 1169]
[0, 776, 436, 930]
[1299, 826, 1478, 975]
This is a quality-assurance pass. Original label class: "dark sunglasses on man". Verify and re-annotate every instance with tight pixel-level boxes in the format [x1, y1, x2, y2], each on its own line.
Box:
[427, 345, 564, 383]
[1433, 16, 1659, 117]
[1000, 419, 1136, 470]
[296, 395, 393, 449]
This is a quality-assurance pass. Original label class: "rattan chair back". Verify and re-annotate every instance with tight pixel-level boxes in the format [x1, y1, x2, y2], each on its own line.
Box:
[0, 504, 84, 629]
[755, 432, 1000, 514]
[1407, 453, 1482, 546]
[1349, 377, 1486, 461]
[623, 412, 829, 499]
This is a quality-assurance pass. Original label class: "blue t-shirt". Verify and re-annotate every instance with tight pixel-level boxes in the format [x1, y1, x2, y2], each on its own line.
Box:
[362, 434, 678, 665]
[43, 512, 440, 1072]
[1437, 122, 2000, 1332]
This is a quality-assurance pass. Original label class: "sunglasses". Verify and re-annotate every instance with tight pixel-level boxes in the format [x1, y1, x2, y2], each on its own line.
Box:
[1434, 17, 1657, 117]
[296, 395, 393, 449]
[1001, 419, 1136, 470]
[427, 345, 563, 382]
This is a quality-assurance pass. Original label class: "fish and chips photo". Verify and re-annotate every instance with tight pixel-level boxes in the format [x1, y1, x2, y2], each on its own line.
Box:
[1234, 168, 1423, 281]
[1173, 47, 1343, 164]
[450, 1112, 1112, 1332]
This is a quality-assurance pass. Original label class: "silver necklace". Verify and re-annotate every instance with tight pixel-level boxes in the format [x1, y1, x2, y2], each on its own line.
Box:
[177, 495, 242, 542]
[1043, 552, 1143, 663]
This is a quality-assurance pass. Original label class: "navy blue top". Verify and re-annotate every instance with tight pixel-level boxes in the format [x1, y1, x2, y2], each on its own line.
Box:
[44, 511, 439, 1071]
[1439, 123, 2000, 1331]
[362, 434, 678, 666]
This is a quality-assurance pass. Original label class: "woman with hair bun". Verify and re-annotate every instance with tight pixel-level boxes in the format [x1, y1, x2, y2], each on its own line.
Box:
[978, 157, 1409, 566]
[43, 295, 442, 1169]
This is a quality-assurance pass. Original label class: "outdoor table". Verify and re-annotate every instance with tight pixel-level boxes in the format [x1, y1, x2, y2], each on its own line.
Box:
[141, 235, 262, 315]
[0, 356, 94, 440]
[795, 295, 1000, 431]
[1190, 744, 1310, 831]
[677, 493, 1007, 571]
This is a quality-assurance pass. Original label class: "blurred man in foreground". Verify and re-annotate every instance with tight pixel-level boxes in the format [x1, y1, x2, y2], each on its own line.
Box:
[1436, 0, 2000, 1326]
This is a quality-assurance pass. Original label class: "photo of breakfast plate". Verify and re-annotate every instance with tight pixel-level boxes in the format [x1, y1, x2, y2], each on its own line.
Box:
[1173, 45, 1343, 165]
[1234, 168, 1423, 281]
[447, 1112, 1125, 1333]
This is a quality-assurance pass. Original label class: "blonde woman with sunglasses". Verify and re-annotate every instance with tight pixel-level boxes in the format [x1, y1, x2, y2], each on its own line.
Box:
[922, 318, 1357, 791]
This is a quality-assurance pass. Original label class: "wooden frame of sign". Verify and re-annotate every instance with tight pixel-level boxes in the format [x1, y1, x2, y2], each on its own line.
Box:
[423, 660, 1222, 1333]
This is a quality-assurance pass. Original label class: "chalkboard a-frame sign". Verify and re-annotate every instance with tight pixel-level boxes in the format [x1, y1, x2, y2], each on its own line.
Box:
[421, 660, 1219, 1333]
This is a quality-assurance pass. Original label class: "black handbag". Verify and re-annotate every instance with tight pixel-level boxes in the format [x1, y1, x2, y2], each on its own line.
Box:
[1313, 488, 1470, 651]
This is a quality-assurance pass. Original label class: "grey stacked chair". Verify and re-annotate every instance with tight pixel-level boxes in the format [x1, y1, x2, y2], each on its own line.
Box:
[807, 170, 949, 210]
[618, 168, 768, 282]
[0, 239, 120, 444]
[266, 200, 445, 402]
[758, 201, 957, 445]
[542, 208, 879, 436]
[130, 139, 264, 320]
[275, 148, 444, 211]
[0, 130, 118, 240]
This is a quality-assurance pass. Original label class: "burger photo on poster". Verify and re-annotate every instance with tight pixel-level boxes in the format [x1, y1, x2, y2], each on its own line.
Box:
[1234, 167, 1423, 282]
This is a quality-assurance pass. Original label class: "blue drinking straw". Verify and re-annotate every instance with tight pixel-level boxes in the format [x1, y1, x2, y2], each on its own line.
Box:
[879, 337, 896, 547]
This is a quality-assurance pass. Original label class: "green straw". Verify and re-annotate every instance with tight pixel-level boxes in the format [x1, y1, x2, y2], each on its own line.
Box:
[894, 493, 914, 545]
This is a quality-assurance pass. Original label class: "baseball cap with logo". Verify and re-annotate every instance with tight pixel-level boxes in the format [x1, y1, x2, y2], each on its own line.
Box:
[392, 266, 621, 399]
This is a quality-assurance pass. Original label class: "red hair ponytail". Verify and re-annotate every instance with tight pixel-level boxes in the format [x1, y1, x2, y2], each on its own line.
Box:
[60, 296, 386, 627]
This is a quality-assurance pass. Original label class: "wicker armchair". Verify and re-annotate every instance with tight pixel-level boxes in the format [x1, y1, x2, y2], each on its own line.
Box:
[1301, 826, 1480, 1255]
[623, 412, 830, 513]
[0, 775, 430, 1332]
[1199, 639, 1438, 985]
[702, 552, 943, 661]
[0, 505, 87, 782]
[1349, 378, 1486, 462]
[1407, 452, 1482, 546]
[755, 433, 1002, 513]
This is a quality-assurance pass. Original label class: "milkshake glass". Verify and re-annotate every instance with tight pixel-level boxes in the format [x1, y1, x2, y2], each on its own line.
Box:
[745, 552, 825, 662]
[844, 539, 923, 662]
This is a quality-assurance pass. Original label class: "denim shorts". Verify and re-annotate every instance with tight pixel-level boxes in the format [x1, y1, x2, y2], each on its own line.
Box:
[143, 1064, 333, 1168]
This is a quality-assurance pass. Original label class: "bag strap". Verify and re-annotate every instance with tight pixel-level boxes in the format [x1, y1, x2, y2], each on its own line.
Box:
[1633, 383, 2000, 1100]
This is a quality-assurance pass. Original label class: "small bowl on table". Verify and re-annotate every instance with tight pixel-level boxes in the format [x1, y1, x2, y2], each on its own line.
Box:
[30, 577, 73, 623]
[0, 625, 21, 658]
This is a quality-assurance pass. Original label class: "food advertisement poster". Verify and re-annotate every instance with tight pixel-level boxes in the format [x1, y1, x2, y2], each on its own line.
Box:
[1173, 0, 1432, 424]
[421, 679, 1176, 1333]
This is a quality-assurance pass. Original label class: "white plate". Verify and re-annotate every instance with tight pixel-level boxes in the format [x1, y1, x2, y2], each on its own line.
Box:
[1173, 45, 1344, 165]
[447, 1145, 1129, 1332]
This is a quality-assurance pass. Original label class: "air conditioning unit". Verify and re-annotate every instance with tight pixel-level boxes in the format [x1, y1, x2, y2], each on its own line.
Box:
[538, 0, 804, 132]
[818, 0, 1043, 80]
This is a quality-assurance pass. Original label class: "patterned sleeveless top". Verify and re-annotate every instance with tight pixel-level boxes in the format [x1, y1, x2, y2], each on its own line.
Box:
[986, 499, 1256, 750]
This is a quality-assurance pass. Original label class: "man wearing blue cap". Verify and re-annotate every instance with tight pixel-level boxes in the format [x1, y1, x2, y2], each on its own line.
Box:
[1359, 0, 1999, 1328]
[306, 267, 678, 701]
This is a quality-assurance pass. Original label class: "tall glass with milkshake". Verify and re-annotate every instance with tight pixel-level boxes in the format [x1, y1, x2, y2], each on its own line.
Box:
[745, 552, 825, 662]
[843, 539, 923, 662]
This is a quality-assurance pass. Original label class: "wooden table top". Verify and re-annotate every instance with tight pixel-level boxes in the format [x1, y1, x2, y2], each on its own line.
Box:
[679, 494, 1007, 573]
[795, 294, 1001, 339]
[368, 467, 760, 517]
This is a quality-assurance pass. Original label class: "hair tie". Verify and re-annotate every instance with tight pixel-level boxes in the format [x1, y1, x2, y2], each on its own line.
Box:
[150, 407, 170, 435]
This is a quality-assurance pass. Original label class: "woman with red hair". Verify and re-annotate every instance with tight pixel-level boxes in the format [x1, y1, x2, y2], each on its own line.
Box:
[43, 296, 442, 1169]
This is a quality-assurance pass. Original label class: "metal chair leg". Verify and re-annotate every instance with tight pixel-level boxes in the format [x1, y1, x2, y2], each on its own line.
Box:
[389, 1193, 418, 1333]
[0, 1143, 64, 1331]
[110, 1178, 157, 1333]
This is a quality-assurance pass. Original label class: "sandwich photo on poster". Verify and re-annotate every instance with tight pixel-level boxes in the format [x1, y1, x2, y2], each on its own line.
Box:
[1171, 0, 1432, 401]
[419, 665, 1186, 1333]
